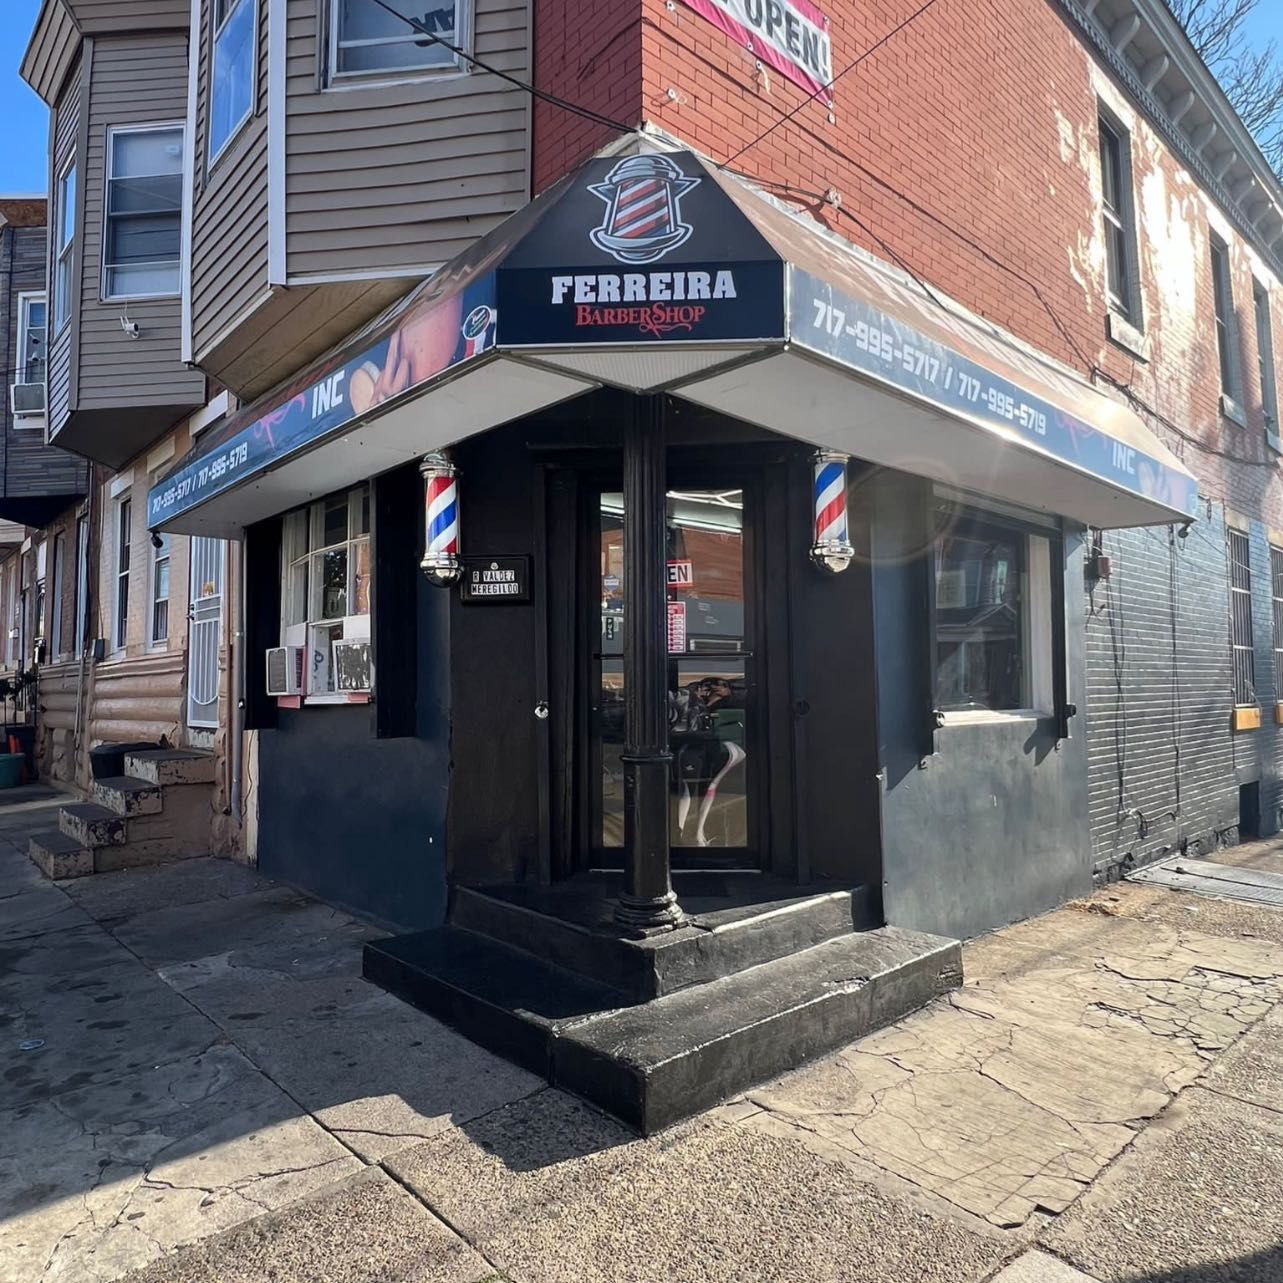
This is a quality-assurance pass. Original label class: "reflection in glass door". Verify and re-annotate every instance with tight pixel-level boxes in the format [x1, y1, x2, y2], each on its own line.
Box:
[595, 486, 756, 867]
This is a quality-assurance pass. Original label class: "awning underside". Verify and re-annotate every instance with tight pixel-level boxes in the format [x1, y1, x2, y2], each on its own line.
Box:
[151, 148, 1198, 537]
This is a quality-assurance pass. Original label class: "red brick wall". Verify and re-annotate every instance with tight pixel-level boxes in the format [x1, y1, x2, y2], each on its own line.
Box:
[531, 0, 1283, 526]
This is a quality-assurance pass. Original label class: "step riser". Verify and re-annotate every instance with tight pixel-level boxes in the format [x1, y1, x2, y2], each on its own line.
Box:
[555, 943, 961, 1133]
[59, 810, 126, 848]
[123, 753, 216, 786]
[452, 886, 862, 1001]
[29, 838, 93, 880]
[94, 837, 210, 873]
[91, 781, 163, 817]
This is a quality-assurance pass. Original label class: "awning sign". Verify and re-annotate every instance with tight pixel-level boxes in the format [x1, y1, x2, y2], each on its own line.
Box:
[680, 0, 833, 104]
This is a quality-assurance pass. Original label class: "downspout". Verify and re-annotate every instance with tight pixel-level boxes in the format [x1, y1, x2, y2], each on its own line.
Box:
[229, 535, 245, 834]
[72, 467, 95, 777]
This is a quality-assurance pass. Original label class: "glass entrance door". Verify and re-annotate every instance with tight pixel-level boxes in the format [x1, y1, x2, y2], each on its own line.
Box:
[593, 482, 759, 869]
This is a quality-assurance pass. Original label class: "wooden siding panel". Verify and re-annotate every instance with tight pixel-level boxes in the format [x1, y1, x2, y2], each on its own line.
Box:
[283, 0, 530, 280]
[189, 0, 270, 365]
[46, 72, 80, 438]
[76, 34, 205, 416]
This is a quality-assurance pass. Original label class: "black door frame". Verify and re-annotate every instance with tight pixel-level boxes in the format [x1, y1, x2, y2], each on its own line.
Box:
[537, 440, 800, 882]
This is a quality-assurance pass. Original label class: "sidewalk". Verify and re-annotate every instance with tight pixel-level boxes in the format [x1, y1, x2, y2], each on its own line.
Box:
[2, 803, 1282, 1283]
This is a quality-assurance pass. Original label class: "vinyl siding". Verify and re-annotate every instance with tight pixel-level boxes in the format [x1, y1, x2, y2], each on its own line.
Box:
[69, 0, 190, 32]
[1, 224, 87, 505]
[19, 0, 80, 106]
[77, 33, 206, 414]
[190, 0, 271, 361]
[283, 0, 529, 279]
[46, 69, 81, 438]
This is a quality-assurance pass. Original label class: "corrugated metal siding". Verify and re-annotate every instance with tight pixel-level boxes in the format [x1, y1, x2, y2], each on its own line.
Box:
[190, 0, 270, 360]
[1085, 507, 1254, 871]
[46, 70, 81, 437]
[77, 34, 206, 413]
[283, 0, 529, 279]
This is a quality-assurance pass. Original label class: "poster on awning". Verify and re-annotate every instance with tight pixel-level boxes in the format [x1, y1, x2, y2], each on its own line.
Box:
[679, 0, 833, 104]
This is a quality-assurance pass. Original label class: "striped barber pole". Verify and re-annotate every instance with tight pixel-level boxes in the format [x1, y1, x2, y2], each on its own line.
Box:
[589, 155, 700, 264]
[810, 450, 854, 573]
[420, 452, 461, 584]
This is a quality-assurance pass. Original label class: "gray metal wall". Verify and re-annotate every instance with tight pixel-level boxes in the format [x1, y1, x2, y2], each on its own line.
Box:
[1086, 501, 1281, 873]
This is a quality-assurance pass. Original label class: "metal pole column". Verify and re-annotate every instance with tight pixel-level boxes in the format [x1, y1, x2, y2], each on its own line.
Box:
[615, 395, 682, 933]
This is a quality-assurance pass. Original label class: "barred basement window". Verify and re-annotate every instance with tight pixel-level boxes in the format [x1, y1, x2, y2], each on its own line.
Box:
[1229, 528, 1255, 707]
[1272, 545, 1283, 700]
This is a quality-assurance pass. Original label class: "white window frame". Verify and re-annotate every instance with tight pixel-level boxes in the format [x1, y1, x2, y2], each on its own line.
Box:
[1253, 281, 1280, 449]
[208, 0, 258, 166]
[149, 531, 171, 646]
[74, 515, 89, 659]
[50, 532, 65, 660]
[102, 122, 185, 302]
[327, 0, 472, 86]
[1211, 233, 1246, 423]
[932, 502, 1057, 726]
[114, 495, 132, 653]
[1098, 110, 1142, 330]
[54, 155, 76, 333]
[280, 485, 372, 700]
[15, 290, 47, 389]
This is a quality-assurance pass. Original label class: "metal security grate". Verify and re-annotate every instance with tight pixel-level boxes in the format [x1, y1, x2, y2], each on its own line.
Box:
[1229, 529, 1255, 708]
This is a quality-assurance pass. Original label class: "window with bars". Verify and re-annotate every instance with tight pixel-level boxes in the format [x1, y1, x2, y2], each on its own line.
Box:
[1229, 528, 1255, 708]
[1272, 546, 1283, 703]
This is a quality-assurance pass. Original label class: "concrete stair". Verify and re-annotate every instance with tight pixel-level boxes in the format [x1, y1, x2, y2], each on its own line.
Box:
[30, 749, 216, 879]
[365, 888, 961, 1134]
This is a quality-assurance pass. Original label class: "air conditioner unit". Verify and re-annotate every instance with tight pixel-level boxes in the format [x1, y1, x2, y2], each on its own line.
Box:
[265, 645, 304, 696]
[332, 640, 372, 692]
[9, 382, 45, 417]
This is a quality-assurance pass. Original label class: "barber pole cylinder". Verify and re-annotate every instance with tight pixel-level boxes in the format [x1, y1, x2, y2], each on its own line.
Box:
[588, 154, 700, 264]
[810, 449, 854, 574]
[420, 451, 461, 585]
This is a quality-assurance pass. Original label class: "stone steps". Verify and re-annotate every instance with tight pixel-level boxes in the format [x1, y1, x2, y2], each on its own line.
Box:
[29, 748, 216, 880]
[363, 923, 961, 1134]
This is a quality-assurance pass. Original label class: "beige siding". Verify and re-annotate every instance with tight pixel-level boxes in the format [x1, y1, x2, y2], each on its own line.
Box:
[46, 68, 81, 438]
[77, 34, 207, 414]
[20, 0, 80, 106]
[283, 0, 529, 279]
[69, 0, 190, 32]
[190, 0, 271, 362]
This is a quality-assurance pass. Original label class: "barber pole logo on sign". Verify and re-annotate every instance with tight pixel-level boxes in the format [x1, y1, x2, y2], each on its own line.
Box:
[679, 0, 834, 104]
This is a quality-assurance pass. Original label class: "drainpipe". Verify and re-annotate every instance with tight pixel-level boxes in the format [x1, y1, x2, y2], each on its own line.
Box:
[229, 535, 245, 831]
[71, 469, 95, 779]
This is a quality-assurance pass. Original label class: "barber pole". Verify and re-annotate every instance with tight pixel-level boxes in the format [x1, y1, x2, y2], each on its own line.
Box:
[810, 449, 854, 573]
[420, 451, 461, 585]
[589, 155, 701, 264]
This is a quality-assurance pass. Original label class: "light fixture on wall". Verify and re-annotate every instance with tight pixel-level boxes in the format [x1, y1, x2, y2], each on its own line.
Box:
[420, 451, 461, 586]
[810, 449, 854, 574]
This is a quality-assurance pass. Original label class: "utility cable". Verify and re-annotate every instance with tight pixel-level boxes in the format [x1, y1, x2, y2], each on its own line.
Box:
[366, 0, 637, 136]
[721, 0, 941, 167]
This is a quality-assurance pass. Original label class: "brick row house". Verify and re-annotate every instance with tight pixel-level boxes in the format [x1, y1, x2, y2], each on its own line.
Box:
[13, 0, 1283, 1128]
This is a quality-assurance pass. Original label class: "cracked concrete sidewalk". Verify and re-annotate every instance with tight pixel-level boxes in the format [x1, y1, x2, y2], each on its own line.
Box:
[5, 802, 1283, 1283]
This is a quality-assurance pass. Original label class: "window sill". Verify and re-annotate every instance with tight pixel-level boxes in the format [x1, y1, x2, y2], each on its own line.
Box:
[1232, 705, 1261, 732]
[1267, 430, 1282, 455]
[938, 708, 1051, 728]
[325, 66, 470, 93]
[1106, 311, 1149, 361]
[1221, 393, 1249, 428]
[278, 691, 373, 707]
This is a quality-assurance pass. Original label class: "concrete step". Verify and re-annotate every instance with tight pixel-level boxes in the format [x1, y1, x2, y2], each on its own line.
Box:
[90, 775, 163, 817]
[364, 924, 962, 1133]
[29, 829, 93, 880]
[59, 802, 126, 849]
[93, 833, 211, 873]
[452, 881, 869, 1001]
[123, 749, 216, 787]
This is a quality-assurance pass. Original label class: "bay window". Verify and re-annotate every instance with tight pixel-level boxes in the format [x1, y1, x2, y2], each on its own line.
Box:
[54, 158, 75, 331]
[281, 485, 371, 696]
[209, 0, 256, 162]
[330, 0, 467, 78]
[104, 126, 183, 298]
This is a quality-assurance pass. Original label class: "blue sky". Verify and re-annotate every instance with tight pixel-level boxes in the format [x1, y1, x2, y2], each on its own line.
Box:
[1, 0, 1282, 194]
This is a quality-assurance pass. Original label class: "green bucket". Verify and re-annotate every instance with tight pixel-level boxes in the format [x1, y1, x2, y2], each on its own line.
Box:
[0, 754, 24, 789]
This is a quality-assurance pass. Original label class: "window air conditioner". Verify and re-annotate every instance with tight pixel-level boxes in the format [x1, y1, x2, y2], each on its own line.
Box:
[332, 640, 372, 692]
[10, 382, 46, 417]
[265, 646, 304, 696]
